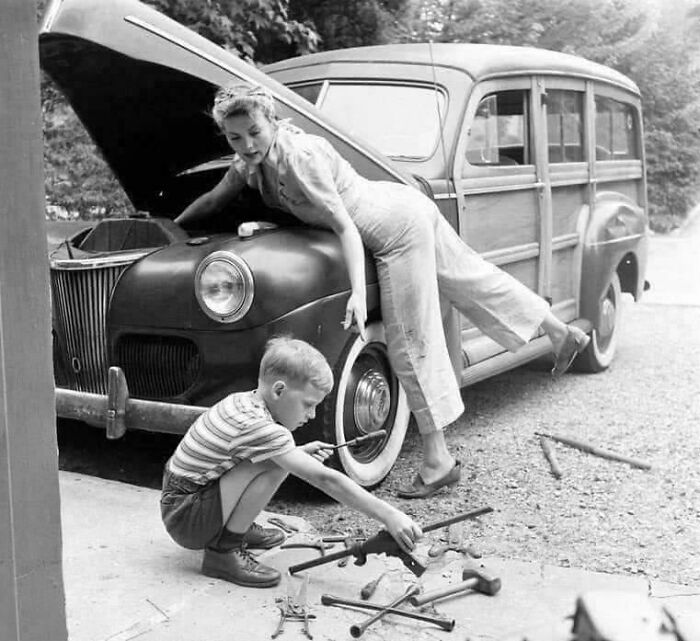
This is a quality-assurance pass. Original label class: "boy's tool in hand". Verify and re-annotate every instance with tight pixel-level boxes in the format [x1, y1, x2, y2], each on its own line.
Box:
[272, 575, 315, 639]
[321, 593, 455, 632]
[288, 506, 493, 577]
[328, 430, 387, 450]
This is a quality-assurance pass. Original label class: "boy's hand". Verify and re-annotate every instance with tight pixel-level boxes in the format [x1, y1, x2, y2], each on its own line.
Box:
[299, 441, 334, 462]
[384, 510, 423, 554]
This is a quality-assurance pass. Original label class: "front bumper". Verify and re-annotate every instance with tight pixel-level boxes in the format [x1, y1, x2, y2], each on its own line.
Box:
[56, 366, 206, 438]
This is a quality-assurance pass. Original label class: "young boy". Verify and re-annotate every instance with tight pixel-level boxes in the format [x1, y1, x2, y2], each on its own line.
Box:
[161, 336, 422, 588]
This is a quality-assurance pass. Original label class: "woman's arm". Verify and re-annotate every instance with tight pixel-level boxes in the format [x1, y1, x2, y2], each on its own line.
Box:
[174, 171, 243, 227]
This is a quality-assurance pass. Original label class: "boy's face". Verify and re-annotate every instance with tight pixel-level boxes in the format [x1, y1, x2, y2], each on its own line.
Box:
[266, 380, 327, 430]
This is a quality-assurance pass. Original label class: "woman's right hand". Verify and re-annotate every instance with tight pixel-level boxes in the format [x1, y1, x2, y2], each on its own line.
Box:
[343, 292, 367, 341]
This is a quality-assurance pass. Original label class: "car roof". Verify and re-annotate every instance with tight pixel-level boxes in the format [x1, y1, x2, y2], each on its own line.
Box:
[264, 43, 639, 95]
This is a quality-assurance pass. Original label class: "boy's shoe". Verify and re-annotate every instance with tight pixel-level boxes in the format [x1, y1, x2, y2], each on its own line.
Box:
[244, 522, 286, 549]
[202, 546, 281, 588]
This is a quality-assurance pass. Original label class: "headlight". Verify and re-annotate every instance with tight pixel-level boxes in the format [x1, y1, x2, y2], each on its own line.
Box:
[195, 251, 254, 323]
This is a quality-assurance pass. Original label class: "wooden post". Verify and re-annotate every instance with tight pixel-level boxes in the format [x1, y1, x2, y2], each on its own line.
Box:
[0, 1, 68, 639]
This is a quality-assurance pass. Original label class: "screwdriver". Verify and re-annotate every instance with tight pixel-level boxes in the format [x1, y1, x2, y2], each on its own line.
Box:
[328, 430, 387, 451]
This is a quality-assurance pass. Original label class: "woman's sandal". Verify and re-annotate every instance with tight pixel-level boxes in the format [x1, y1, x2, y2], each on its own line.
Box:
[397, 460, 461, 499]
[551, 327, 590, 378]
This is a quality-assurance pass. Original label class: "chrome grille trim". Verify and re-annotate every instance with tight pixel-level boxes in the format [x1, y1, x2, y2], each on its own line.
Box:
[51, 263, 129, 394]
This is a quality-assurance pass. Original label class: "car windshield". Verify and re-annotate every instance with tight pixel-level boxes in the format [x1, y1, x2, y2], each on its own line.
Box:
[315, 83, 446, 160]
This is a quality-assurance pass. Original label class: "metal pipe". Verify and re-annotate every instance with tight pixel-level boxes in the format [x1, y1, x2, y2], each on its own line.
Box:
[349, 585, 420, 638]
[321, 594, 455, 632]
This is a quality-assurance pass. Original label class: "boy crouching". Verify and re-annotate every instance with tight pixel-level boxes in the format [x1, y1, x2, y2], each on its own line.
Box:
[161, 336, 422, 588]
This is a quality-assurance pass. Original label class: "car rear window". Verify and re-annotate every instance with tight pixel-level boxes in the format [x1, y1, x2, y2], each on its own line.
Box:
[317, 83, 446, 160]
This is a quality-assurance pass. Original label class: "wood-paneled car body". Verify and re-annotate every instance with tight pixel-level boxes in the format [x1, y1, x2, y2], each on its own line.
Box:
[41, 0, 648, 487]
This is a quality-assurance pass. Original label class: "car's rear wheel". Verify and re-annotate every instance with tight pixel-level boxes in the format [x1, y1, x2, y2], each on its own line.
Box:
[322, 322, 410, 488]
[575, 272, 622, 373]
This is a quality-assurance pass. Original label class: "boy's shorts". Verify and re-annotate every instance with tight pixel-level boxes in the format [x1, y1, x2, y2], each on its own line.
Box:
[160, 466, 223, 550]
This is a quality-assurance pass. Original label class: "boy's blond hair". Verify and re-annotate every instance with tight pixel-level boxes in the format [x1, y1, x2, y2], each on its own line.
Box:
[259, 336, 333, 394]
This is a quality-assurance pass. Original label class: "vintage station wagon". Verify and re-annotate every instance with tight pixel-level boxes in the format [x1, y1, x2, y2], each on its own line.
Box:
[40, 0, 648, 486]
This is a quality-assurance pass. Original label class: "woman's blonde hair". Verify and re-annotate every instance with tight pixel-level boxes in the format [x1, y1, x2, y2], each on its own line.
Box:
[259, 336, 333, 394]
[212, 83, 277, 128]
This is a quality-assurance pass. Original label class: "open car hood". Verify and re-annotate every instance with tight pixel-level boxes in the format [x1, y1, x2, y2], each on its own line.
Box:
[39, 0, 411, 215]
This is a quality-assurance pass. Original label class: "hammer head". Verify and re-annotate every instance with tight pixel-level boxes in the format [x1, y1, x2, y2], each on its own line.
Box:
[461, 566, 501, 595]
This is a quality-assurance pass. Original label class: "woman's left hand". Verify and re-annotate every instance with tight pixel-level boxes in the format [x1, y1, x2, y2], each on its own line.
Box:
[344, 293, 367, 341]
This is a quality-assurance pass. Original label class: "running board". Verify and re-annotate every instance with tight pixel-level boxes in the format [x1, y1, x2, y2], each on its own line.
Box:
[459, 319, 591, 387]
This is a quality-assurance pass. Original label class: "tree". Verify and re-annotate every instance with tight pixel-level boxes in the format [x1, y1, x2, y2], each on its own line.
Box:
[288, 0, 414, 50]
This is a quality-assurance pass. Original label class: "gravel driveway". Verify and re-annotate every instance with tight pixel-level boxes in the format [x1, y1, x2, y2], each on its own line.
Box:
[270, 223, 700, 588]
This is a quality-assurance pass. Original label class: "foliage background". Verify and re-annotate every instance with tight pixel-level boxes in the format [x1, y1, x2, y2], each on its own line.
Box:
[39, 0, 700, 231]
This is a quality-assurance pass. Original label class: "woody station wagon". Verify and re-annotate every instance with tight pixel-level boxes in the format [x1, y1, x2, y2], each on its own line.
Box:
[41, 0, 648, 486]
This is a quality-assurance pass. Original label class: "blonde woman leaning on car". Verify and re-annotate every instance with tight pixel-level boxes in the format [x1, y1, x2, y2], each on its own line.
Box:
[175, 83, 589, 499]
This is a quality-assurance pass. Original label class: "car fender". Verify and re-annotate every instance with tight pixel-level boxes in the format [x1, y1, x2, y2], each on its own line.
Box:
[107, 227, 378, 331]
[580, 191, 647, 325]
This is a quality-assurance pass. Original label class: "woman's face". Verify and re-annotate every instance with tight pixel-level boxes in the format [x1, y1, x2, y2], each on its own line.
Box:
[221, 109, 275, 166]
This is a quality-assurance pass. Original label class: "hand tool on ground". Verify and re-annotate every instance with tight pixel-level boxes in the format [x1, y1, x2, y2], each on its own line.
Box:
[267, 517, 299, 534]
[428, 522, 466, 558]
[328, 430, 387, 451]
[288, 506, 494, 577]
[337, 535, 366, 567]
[539, 435, 563, 479]
[534, 431, 652, 470]
[281, 537, 334, 557]
[360, 571, 387, 600]
[408, 565, 501, 607]
[350, 584, 421, 638]
[321, 593, 455, 632]
[272, 576, 315, 639]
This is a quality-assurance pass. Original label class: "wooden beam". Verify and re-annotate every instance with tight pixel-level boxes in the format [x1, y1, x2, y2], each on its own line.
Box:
[0, 1, 67, 639]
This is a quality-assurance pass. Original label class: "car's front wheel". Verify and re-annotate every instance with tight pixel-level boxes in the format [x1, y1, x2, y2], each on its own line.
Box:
[576, 271, 622, 372]
[322, 322, 410, 488]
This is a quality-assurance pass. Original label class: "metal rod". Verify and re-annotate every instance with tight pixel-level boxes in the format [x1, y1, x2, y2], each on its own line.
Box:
[321, 594, 455, 632]
[535, 431, 652, 470]
[539, 435, 563, 479]
[349, 585, 420, 638]
[329, 430, 387, 450]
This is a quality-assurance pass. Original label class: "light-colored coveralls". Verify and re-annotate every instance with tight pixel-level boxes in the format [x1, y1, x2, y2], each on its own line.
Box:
[223, 124, 550, 434]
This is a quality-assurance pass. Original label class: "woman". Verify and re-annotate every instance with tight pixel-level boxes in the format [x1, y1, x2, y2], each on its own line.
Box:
[175, 83, 589, 499]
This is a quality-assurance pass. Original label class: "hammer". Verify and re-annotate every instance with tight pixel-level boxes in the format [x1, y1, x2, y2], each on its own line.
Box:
[408, 566, 501, 607]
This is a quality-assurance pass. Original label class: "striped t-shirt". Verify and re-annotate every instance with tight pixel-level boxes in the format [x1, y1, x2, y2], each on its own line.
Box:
[168, 390, 296, 484]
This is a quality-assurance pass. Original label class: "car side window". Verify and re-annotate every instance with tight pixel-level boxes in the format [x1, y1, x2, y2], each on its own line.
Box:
[288, 82, 324, 105]
[464, 90, 530, 169]
[595, 96, 640, 160]
[546, 90, 584, 163]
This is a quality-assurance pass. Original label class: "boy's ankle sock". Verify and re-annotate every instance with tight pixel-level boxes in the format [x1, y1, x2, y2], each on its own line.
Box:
[209, 528, 245, 553]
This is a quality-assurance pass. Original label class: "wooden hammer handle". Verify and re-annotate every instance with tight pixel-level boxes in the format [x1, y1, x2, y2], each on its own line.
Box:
[409, 578, 477, 606]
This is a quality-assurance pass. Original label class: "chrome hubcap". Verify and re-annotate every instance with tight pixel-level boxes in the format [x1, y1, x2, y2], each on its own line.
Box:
[353, 369, 391, 433]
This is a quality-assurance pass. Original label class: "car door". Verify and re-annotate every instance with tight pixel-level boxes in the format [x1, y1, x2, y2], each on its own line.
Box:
[454, 77, 548, 365]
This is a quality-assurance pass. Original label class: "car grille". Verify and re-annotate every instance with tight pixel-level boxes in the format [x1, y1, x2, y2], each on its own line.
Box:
[51, 264, 128, 394]
[115, 334, 200, 400]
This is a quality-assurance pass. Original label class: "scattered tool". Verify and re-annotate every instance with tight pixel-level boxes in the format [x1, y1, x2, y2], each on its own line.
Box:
[321, 593, 455, 633]
[268, 517, 299, 534]
[337, 535, 366, 568]
[281, 537, 334, 557]
[350, 584, 420, 638]
[329, 430, 387, 451]
[360, 571, 387, 600]
[534, 431, 652, 470]
[272, 576, 315, 639]
[409, 565, 501, 607]
[288, 506, 494, 577]
[428, 522, 466, 558]
[539, 435, 563, 479]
